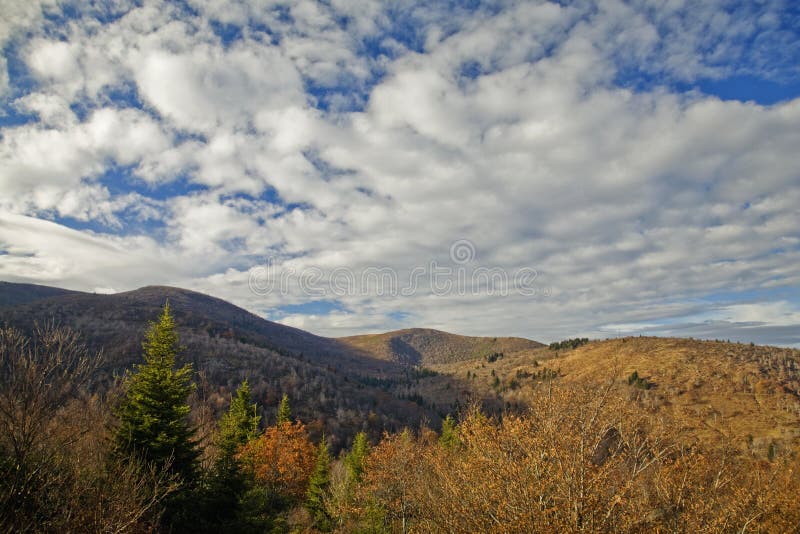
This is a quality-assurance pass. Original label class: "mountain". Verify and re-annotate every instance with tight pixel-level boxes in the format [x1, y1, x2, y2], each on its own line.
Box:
[339, 328, 543, 365]
[2, 281, 798, 455]
[0, 282, 454, 449]
[0, 283, 388, 372]
[0, 281, 78, 307]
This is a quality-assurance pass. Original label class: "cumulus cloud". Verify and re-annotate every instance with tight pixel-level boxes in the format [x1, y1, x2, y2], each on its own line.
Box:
[0, 106, 175, 221]
[0, 0, 798, 345]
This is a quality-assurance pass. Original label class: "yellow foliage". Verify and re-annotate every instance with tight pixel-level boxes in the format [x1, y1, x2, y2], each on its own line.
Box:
[348, 383, 800, 533]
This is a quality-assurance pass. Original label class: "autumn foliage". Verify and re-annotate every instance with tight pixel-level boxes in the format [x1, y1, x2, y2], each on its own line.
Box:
[3, 309, 799, 532]
[345, 383, 800, 533]
[238, 421, 316, 501]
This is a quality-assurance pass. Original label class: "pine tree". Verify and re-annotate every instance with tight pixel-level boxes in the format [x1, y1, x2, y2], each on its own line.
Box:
[345, 431, 369, 484]
[114, 302, 198, 483]
[439, 414, 460, 450]
[306, 436, 332, 531]
[217, 380, 260, 460]
[214, 380, 260, 483]
[204, 381, 261, 530]
[277, 393, 291, 425]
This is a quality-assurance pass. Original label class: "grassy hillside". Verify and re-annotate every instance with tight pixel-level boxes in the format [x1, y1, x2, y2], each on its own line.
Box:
[412, 336, 800, 456]
[339, 327, 543, 365]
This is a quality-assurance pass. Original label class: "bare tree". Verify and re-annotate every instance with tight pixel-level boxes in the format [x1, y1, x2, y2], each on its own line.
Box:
[0, 323, 97, 465]
[0, 324, 176, 533]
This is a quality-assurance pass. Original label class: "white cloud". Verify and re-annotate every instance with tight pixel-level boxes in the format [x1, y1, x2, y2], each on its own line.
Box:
[133, 42, 304, 132]
[27, 39, 80, 82]
[0, 0, 798, 345]
[0, 107, 174, 220]
[0, 212, 177, 288]
[0, 0, 58, 97]
[722, 302, 800, 327]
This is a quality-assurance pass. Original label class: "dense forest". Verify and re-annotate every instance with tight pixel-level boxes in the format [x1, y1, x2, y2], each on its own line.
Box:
[1, 304, 798, 533]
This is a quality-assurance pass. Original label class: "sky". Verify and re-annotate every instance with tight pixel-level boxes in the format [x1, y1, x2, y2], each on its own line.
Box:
[1, 0, 799, 346]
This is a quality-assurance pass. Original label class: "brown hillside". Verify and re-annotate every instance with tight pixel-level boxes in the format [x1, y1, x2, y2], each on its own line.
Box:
[338, 328, 543, 365]
[556, 337, 800, 449]
[419, 336, 800, 455]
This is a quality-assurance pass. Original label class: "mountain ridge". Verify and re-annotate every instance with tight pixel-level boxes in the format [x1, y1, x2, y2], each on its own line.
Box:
[1, 281, 798, 455]
[0, 281, 80, 307]
[0, 281, 454, 449]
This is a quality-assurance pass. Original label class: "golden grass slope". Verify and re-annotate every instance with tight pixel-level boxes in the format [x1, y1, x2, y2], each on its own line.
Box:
[338, 328, 543, 365]
[554, 337, 800, 450]
[418, 337, 800, 455]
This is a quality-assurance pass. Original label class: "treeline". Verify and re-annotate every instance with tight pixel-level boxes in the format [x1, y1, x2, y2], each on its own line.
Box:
[549, 337, 590, 350]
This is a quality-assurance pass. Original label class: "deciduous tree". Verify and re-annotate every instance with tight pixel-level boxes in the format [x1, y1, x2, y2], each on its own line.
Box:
[238, 421, 315, 501]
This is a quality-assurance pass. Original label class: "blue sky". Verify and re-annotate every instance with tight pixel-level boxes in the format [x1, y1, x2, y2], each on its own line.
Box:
[1, 0, 799, 345]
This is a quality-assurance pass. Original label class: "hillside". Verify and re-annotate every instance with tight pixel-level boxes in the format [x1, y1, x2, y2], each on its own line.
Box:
[338, 328, 543, 365]
[0, 284, 397, 373]
[556, 337, 800, 450]
[409, 336, 800, 455]
[2, 281, 799, 457]
[0, 282, 452, 449]
[3, 285, 798, 531]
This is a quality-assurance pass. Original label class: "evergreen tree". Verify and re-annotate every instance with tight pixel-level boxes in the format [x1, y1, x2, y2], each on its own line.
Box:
[306, 436, 332, 531]
[439, 415, 460, 450]
[114, 303, 198, 483]
[217, 380, 260, 462]
[277, 393, 291, 425]
[345, 431, 369, 484]
[204, 380, 261, 531]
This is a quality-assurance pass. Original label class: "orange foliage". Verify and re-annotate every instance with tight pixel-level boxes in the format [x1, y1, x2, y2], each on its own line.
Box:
[238, 421, 316, 500]
[349, 383, 800, 533]
[358, 429, 433, 531]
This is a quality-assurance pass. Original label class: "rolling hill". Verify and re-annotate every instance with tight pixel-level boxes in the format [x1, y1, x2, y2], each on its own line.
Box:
[339, 328, 543, 365]
[0, 283, 398, 374]
[0, 281, 78, 307]
[410, 336, 800, 455]
[0, 282, 454, 449]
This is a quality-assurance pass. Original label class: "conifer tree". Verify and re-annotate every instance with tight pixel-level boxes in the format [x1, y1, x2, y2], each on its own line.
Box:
[439, 414, 460, 450]
[345, 431, 369, 484]
[213, 380, 260, 484]
[306, 436, 332, 531]
[114, 302, 198, 483]
[205, 380, 261, 529]
[217, 380, 260, 461]
[277, 393, 291, 425]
